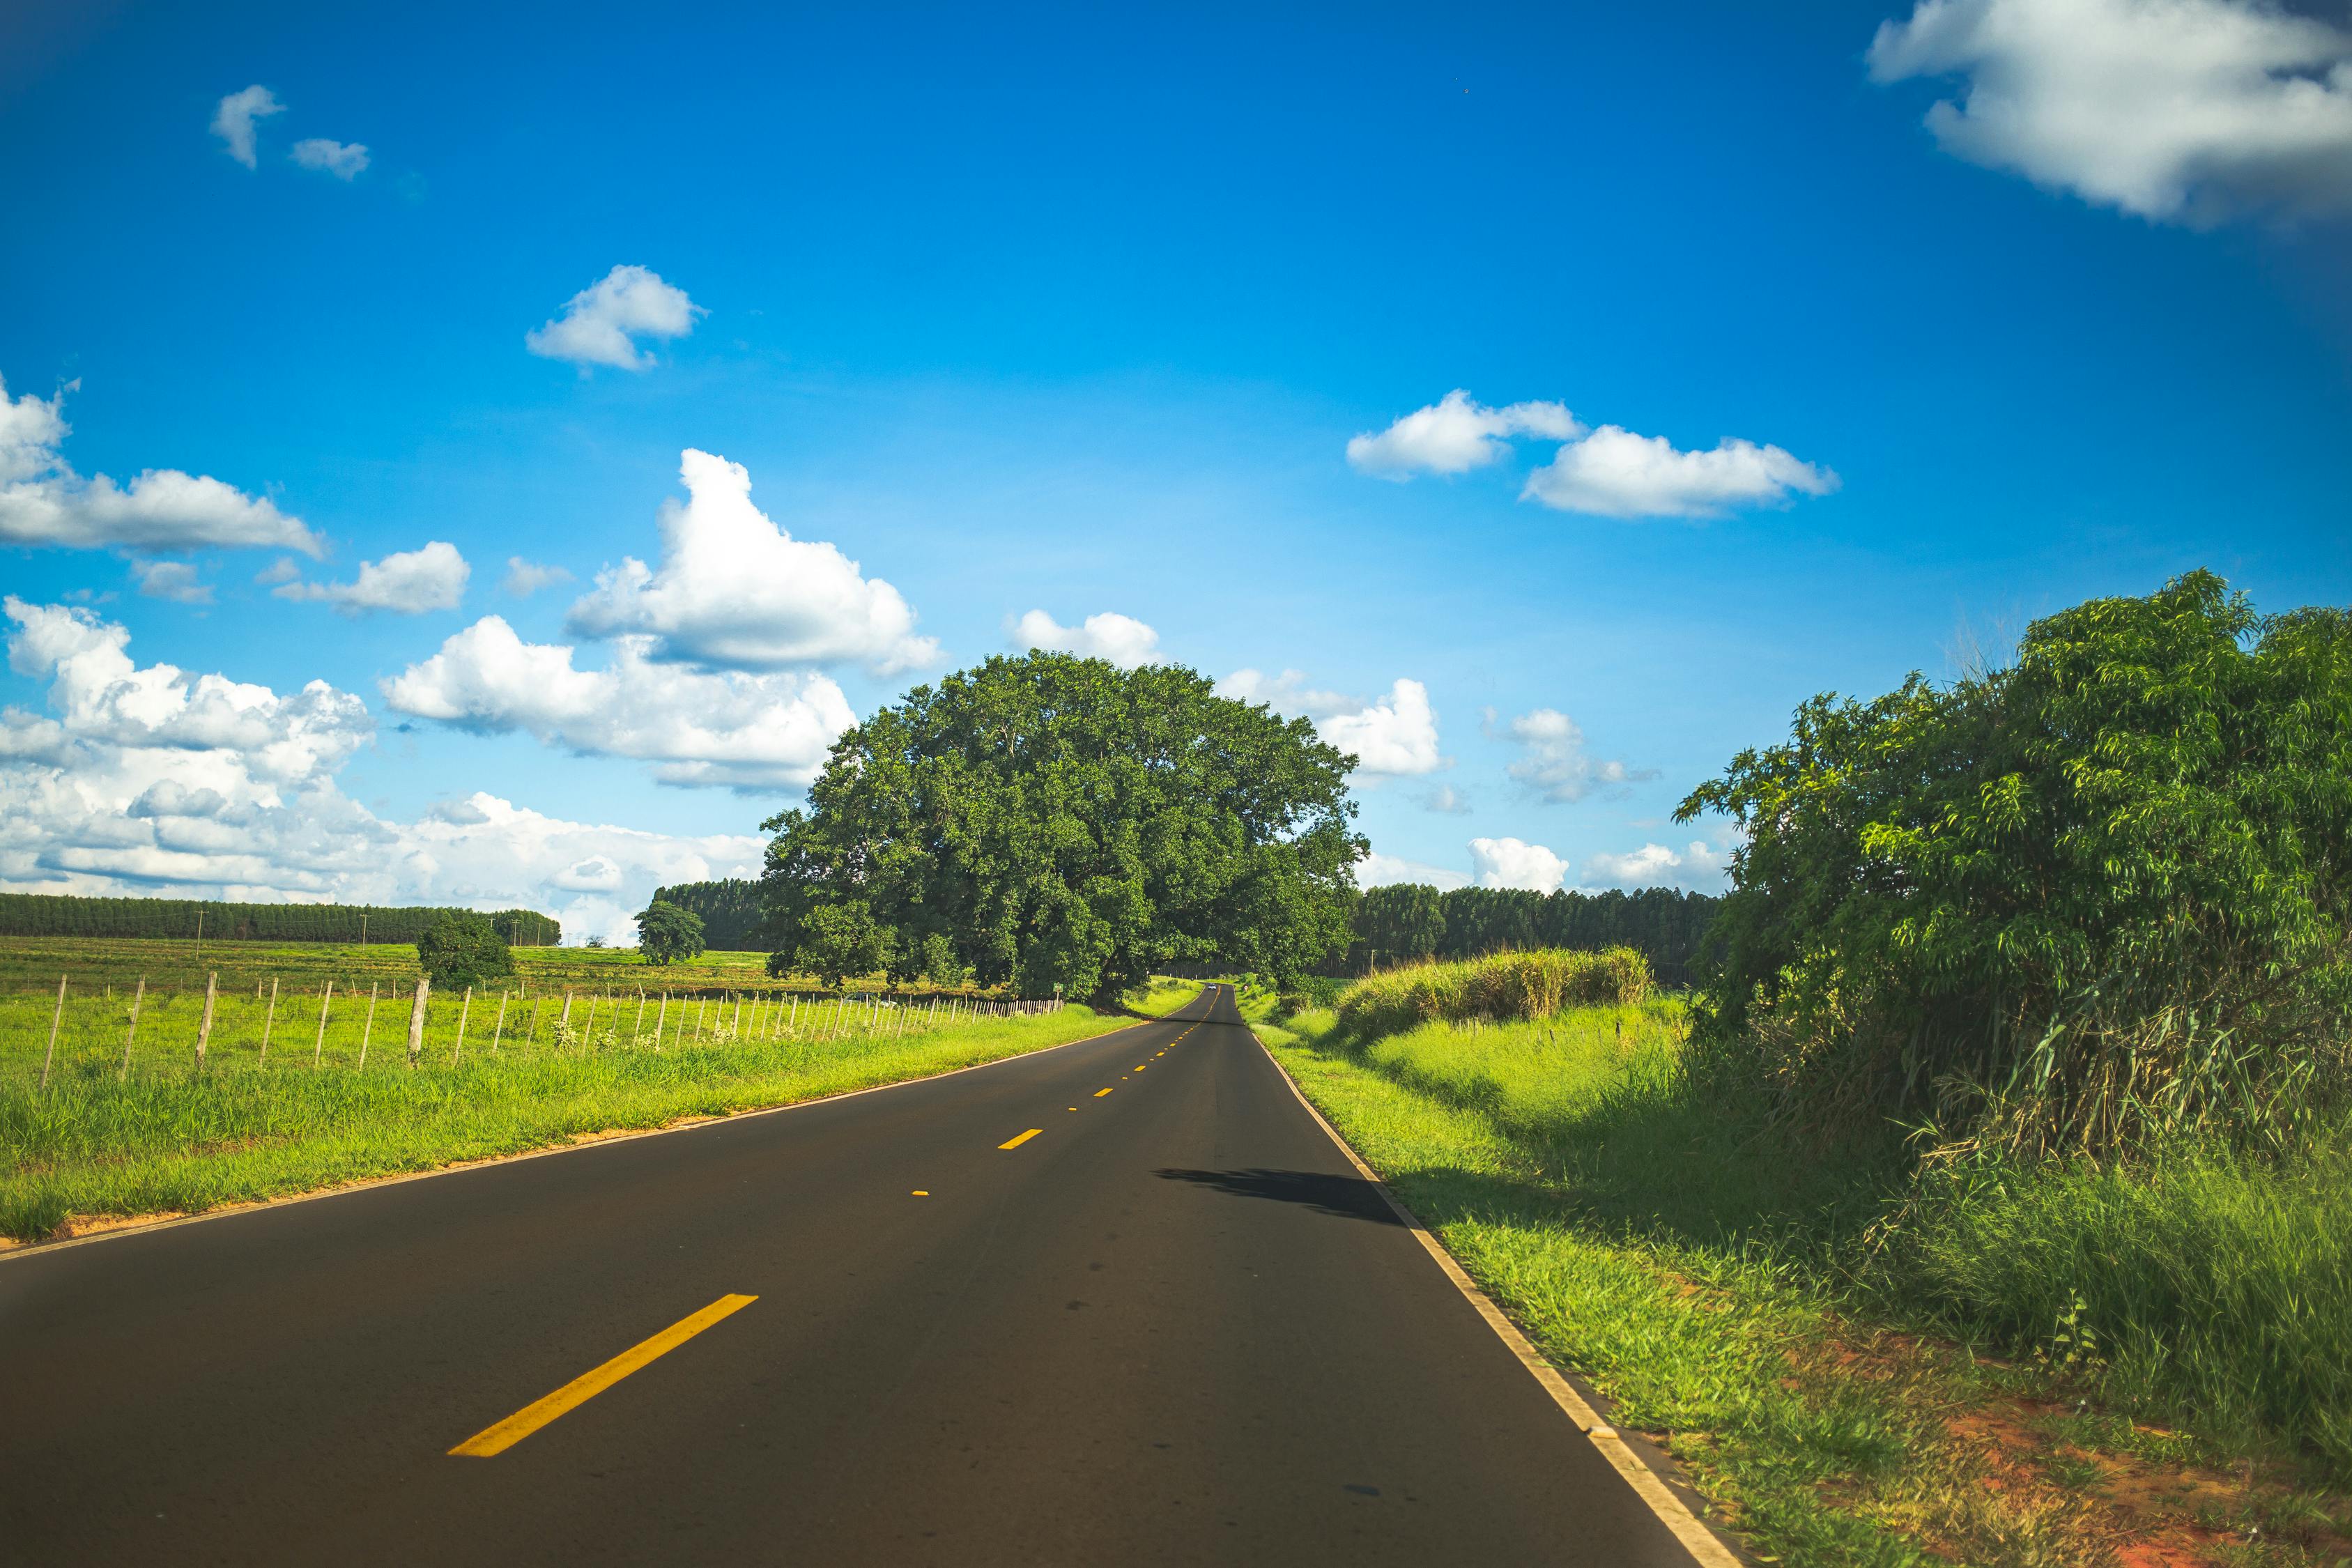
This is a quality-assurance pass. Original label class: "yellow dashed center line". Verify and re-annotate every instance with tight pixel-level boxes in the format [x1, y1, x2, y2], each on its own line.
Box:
[449, 1293, 758, 1457]
[912, 1190, 929, 1197]
[1095, 1087, 1114, 1098]
[999, 1128, 1043, 1149]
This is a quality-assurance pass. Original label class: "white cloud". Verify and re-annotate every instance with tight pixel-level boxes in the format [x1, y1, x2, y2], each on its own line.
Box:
[1869, 0, 2352, 223]
[1496, 707, 1657, 802]
[129, 559, 211, 604]
[1347, 390, 1585, 478]
[1010, 609, 1163, 668]
[1347, 388, 1836, 521]
[1583, 838, 1733, 891]
[567, 448, 935, 676]
[1354, 850, 1472, 891]
[291, 138, 369, 180]
[525, 265, 702, 371]
[1523, 425, 1839, 519]
[1417, 783, 1472, 815]
[0, 600, 765, 944]
[1220, 668, 1445, 777]
[0, 375, 322, 555]
[210, 85, 283, 169]
[275, 541, 469, 615]
[385, 615, 856, 790]
[502, 558, 573, 597]
[1468, 836, 1569, 892]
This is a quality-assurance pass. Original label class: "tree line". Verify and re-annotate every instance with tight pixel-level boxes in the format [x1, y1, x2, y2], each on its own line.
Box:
[647, 879, 765, 951]
[1349, 884, 1721, 985]
[0, 894, 561, 948]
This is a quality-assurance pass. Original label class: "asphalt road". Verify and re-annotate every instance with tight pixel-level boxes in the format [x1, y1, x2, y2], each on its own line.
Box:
[1, 985, 1699, 1566]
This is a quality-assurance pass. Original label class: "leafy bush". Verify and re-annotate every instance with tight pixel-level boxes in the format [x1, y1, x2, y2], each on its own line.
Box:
[1335, 947, 1652, 1040]
[635, 900, 706, 966]
[415, 912, 516, 992]
[1680, 571, 2352, 1158]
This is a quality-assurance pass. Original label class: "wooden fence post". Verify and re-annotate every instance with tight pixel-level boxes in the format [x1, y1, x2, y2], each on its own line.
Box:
[491, 992, 509, 1055]
[40, 973, 66, 1090]
[120, 978, 144, 1080]
[406, 978, 430, 1068]
[359, 981, 378, 1068]
[197, 971, 217, 1068]
[257, 975, 280, 1067]
[452, 987, 472, 1066]
[313, 980, 334, 1070]
[633, 990, 647, 1043]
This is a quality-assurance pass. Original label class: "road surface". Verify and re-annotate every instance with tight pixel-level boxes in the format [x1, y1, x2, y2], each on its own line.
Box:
[1, 985, 1702, 1565]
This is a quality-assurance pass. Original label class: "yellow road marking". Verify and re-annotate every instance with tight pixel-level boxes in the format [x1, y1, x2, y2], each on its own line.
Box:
[449, 1293, 758, 1457]
[1095, 1087, 1113, 1097]
[912, 1190, 929, 1196]
[999, 1128, 1042, 1149]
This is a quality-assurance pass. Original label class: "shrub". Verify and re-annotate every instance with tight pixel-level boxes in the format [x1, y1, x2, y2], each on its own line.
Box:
[1335, 947, 1651, 1040]
[415, 912, 516, 992]
[1680, 571, 2352, 1158]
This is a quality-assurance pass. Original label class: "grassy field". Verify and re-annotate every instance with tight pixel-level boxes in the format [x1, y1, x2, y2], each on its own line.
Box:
[1254, 959, 2352, 1567]
[2, 935, 1119, 1245]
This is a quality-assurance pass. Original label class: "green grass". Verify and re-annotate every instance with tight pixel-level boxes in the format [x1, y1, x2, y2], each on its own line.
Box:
[2, 1000, 1123, 1243]
[1128, 976, 1209, 1017]
[1262, 982, 2352, 1565]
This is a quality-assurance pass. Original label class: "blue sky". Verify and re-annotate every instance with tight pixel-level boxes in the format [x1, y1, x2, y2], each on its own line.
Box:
[4, 0, 2349, 939]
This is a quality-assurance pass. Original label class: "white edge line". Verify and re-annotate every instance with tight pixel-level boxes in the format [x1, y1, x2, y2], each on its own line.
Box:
[1247, 1022, 1746, 1568]
[2, 1004, 1203, 1266]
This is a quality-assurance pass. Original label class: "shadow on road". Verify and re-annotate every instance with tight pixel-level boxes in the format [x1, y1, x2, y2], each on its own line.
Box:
[1153, 1167, 1403, 1225]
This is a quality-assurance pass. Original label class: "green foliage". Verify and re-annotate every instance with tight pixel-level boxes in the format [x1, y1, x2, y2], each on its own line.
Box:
[1336, 947, 1653, 1040]
[0, 893, 558, 946]
[1680, 571, 2352, 1157]
[646, 879, 765, 950]
[635, 900, 707, 966]
[415, 912, 515, 992]
[1351, 884, 1719, 985]
[760, 652, 1364, 1003]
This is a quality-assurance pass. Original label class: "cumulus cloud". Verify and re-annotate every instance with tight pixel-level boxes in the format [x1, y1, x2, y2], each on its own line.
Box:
[1219, 668, 1445, 777]
[0, 375, 322, 555]
[525, 265, 702, 371]
[1355, 850, 1473, 891]
[291, 137, 369, 180]
[1583, 838, 1734, 891]
[1348, 387, 1837, 521]
[129, 559, 210, 604]
[1010, 609, 1163, 668]
[1494, 707, 1657, 802]
[1468, 836, 1569, 893]
[1523, 426, 1839, 518]
[0, 599, 766, 944]
[385, 615, 856, 790]
[567, 448, 935, 675]
[1346, 390, 1584, 478]
[275, 541, 469, 615]
[502, 558, 572, 597]
[1869, 0, 2352, 223]
[210, 85, 284, 168]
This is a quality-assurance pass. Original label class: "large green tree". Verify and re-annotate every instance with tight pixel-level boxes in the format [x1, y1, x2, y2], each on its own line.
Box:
[760, 652, 1365, 1001]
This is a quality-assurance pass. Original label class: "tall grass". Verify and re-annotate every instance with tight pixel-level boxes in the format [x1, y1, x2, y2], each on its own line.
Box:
[1335, 947, 1652, 1039]
[1306, 963, 2352, 1478]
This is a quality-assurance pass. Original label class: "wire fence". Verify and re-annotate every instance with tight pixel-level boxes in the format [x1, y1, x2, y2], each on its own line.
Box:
[6, 972, 1069, 1089]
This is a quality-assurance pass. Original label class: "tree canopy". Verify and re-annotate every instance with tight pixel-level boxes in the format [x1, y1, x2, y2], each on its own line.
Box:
[415, 911, 516, 991]
[636, 899, 707, 966]
[759, 652, 1365, 999]
[1679, 571, 2352, 1156]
